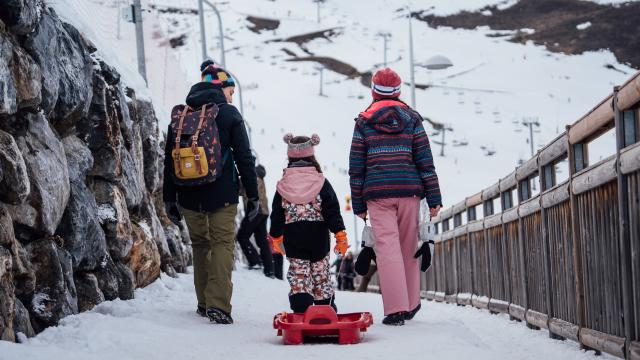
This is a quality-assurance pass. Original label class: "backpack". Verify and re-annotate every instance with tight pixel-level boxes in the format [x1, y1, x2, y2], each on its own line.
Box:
[169, 103, 223, 186]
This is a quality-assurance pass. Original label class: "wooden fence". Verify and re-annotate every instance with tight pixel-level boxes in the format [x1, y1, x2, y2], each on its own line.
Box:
[366, 71, 640, 359]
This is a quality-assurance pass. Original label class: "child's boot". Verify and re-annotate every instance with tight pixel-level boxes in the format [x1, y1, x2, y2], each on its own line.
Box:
[289, 293, 314, 313]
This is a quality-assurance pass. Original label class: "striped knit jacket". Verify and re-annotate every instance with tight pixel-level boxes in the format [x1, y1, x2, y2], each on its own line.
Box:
[349, 99, 442, 214]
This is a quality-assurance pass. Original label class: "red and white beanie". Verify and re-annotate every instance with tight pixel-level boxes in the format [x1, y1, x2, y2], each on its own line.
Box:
[371, 67, 401, 100]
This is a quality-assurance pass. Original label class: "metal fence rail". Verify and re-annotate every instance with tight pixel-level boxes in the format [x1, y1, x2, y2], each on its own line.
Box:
[364, 71, 640, 359]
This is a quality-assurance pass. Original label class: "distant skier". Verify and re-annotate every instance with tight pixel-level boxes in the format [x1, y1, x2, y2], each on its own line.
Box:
[237, 164, 275, 278]
[163, 60, 259, 324]
[269, 133, 349, 313]
[349, 67, 442, 326]
[339, 252, 356, 291]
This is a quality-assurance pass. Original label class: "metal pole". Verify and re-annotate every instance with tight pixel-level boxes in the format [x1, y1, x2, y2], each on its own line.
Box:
[383, 35, 388, 66]
[116, 0, 121, 40]
[198, 0, 207, 62]
[205, 0, 226, 67]
[199, 1, 243, 116]
[319, 67, 324, 96]
[133, 0, 147, 83]
[440, 127, 446, 157]
[529, 122, 535, 157]
[316, 0, 320, 24]
[408, 8, 416, 109]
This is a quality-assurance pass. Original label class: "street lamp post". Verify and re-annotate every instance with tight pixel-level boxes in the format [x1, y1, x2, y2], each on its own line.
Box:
[406, 7, 453, 110]
[408, 9, 416, 109]
[198, 0, 245, 117]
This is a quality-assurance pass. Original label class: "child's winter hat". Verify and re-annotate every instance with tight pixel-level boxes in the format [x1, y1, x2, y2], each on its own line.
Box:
[371, 67, 401, 100]
[200, 60, 235, 88]
[283, 133, 320, 158]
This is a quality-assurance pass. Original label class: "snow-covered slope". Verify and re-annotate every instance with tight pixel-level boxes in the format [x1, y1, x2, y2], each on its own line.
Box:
[0, 268, 615, 360]
[50, 0, 636, 237]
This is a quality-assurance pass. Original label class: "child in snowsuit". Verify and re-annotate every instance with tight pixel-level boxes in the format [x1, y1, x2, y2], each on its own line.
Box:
[269, 133, 349, 313]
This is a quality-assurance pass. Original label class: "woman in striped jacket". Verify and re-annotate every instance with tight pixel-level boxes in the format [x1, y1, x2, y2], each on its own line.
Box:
[349, 67, 442, 326]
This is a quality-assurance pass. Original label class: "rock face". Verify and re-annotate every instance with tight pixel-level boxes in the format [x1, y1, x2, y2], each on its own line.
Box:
[57, 136, 108, 270]
[22, 9, 93, 129]
[0, 130, 30, 204]
[0, 247, 16, 342]
[0, 1, 192, 341]
[0, 0, 43, 35]
[25, 238, 78, 333]
[9, 112, 70, 236]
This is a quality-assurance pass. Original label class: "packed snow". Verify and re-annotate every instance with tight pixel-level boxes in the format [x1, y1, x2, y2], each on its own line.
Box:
[0, 267, 615, 360]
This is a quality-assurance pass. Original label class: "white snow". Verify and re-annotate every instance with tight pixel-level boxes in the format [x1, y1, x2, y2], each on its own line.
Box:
[30, 293, 51, 317]
[0, 267, 615, 360]
[576, 21, 592, 30]
[96, 204, 116, 224]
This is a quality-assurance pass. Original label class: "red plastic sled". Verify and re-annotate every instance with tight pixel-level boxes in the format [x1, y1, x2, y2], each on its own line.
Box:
[273, 305, 373, 345]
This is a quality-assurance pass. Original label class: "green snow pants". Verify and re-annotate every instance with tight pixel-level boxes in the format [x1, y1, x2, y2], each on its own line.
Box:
[182, 204, 237, 314]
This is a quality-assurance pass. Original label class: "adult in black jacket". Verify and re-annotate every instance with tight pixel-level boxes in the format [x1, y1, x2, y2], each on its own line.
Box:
[163, 61, 258, 324]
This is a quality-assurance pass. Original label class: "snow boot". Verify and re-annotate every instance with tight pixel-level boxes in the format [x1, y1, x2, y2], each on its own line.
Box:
[289, 293, 314, 313]
[382, 312, 405, 326]
[314, 296, 337, 312]
[196, 305, 207, 317]
[206, 307, 234, 324]
[404, 303, 421, 321]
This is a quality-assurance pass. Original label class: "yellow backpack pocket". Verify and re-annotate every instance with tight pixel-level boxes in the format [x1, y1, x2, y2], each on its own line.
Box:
[172, 147, 209, 180]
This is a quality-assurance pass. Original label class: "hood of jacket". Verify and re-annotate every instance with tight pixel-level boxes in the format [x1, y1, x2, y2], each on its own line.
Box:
[276, 167, 325, 204]
[358, 99, 414, 134]
[186, 82, 227, 108]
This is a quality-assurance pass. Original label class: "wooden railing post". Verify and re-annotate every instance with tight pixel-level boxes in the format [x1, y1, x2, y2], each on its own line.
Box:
[539, 161, 561, 339]
[567, 124, 590, 351]
[516, 185, 534, 329]
[613, 86, 636, 358]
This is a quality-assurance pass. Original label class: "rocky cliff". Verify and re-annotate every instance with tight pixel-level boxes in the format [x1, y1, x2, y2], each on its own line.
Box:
[0, 0, 191, 341]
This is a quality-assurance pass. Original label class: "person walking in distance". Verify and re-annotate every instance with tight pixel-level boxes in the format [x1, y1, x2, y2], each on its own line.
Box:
[163, 60, 259, 324]
[349, 67, 442, 326]
[237, 164, 275, 278]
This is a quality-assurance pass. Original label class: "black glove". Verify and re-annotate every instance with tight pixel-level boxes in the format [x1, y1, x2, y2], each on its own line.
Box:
[355, 246, 376, 276]
[164, 201, 182, 226]
[245, 197, 261, 222]
[413, 241, 434, 272]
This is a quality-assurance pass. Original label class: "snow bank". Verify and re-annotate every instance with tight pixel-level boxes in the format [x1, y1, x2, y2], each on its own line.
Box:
[0, 268, 614, 360]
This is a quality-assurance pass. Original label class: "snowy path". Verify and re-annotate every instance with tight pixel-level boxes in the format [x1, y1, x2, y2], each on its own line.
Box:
[0, 268, 611, 360]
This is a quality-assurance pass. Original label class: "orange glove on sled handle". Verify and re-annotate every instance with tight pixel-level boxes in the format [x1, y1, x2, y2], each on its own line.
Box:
[269, 235, 285, 255]
[334, 231, 348, 256]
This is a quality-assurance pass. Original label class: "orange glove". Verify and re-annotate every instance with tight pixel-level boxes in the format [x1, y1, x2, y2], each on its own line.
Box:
[334, 231, 348, 256]
[269, 235, 285, 255]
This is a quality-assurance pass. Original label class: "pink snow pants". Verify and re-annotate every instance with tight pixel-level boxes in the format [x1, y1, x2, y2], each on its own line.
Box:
[367, 197, 421, 316]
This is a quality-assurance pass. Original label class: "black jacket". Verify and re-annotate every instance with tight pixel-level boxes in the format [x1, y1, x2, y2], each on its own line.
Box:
[163, 82, 258, 212]
[269, 179, 345, 262]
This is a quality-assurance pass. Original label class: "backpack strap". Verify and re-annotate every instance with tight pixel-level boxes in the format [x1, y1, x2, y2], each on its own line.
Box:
[174, 105, 190, 178]
[190, 104, 208, 175]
